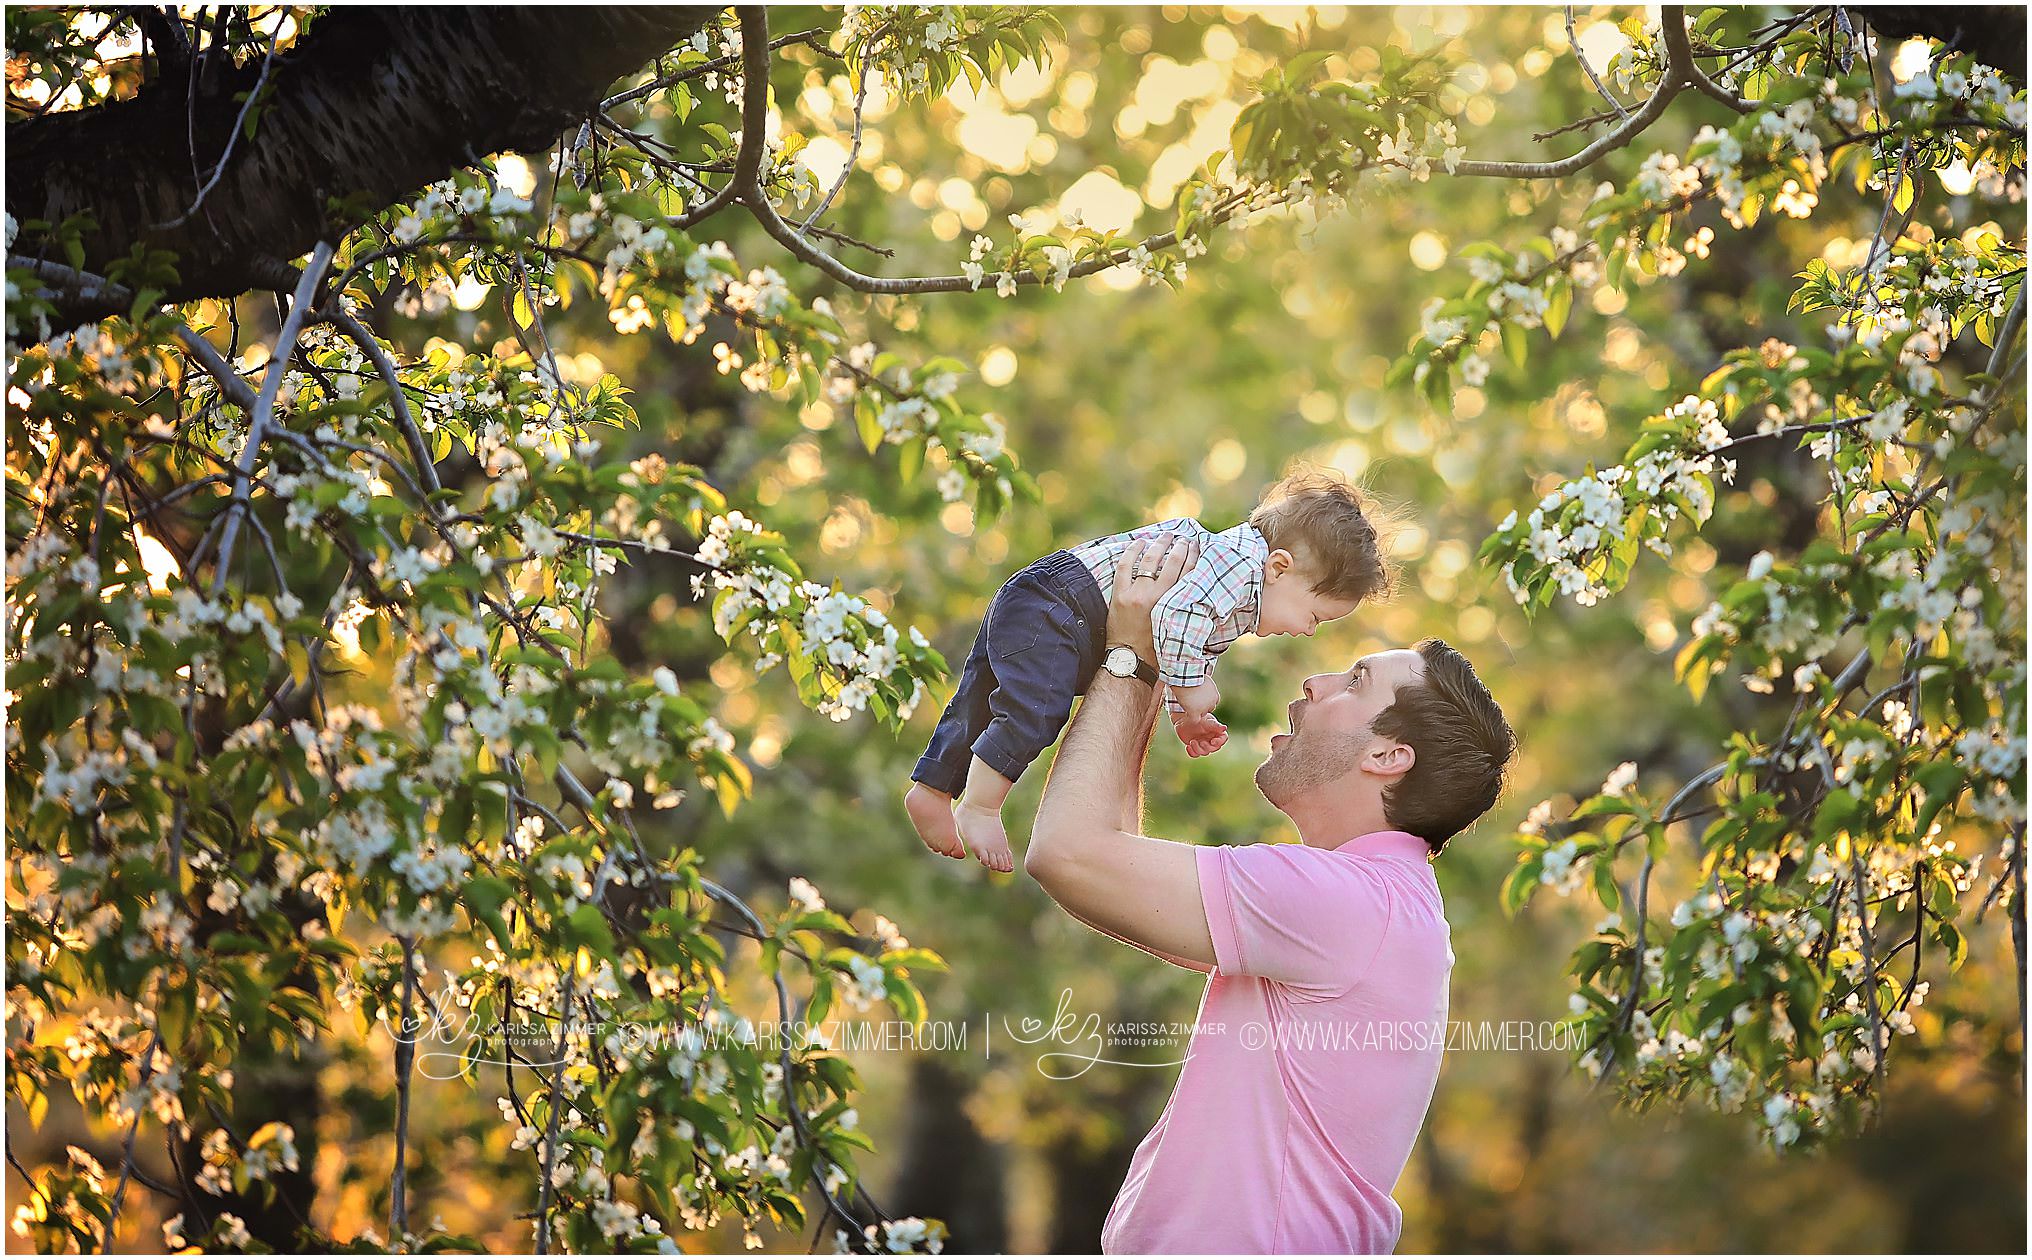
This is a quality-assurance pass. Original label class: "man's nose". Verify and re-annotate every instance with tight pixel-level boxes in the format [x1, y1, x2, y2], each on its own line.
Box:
[1301, 673, 1331, 700]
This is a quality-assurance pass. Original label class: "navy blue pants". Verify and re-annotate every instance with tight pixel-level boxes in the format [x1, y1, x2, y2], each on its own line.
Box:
[912, 549, 1110, 793]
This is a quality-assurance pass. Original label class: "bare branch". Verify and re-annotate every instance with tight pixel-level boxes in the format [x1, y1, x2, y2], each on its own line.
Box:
[389, 934, 419, 1243]
[1448, 6, 1745, 179]
[198, 239, 334, 596]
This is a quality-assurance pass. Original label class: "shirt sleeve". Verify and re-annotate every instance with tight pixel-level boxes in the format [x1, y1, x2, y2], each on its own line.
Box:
[1195, 842, 1392, 996]
[1151, 539, 1253, 688]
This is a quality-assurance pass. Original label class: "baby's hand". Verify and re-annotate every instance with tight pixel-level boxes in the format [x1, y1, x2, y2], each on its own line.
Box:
[1171, 710, 1229, 758]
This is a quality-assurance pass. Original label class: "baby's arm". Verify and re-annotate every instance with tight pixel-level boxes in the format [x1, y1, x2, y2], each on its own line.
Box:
[1169, 677, 1221, 720]
[1149, 541, 1244, 754]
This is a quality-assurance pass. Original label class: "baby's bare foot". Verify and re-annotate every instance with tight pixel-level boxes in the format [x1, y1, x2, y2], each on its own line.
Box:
[905, 783, 966, 859]
[955, 800, 1013, 873]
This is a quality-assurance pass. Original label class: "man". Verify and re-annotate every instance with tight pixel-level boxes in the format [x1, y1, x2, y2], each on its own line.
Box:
[1026, 534, 1517, 1254]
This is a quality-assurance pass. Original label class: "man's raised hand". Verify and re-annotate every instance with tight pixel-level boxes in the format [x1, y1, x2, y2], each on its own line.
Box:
[1108, 534, 1200, 657]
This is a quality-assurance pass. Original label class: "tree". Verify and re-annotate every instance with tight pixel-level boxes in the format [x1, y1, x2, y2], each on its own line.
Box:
[5, 4, 2023, 1254]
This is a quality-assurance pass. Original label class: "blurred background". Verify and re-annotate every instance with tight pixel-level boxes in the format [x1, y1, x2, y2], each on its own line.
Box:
[13, 5, 2022, 1252]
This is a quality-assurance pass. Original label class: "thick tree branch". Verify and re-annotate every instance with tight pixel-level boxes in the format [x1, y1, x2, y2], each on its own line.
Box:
[9, 8, 715, 322]
[1864, 7, 2025, 82]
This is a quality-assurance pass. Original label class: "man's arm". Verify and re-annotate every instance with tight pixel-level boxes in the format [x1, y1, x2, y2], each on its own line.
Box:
[1025, 536, 1218, 970]
[1048, 681, 1213, 973]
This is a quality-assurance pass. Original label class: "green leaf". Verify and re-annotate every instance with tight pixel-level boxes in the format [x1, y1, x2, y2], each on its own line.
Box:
[1544, 281, 1573, 340]
[1591, 858, 1620, 912]
[1500, 858, 1541, 917]
[465, 875, 514, 949]
[855, 402, 882, 455]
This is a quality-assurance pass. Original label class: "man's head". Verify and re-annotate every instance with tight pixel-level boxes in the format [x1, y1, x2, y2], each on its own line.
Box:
[1250, 467, 1394, 638]
[1254, 639, 1515, 854]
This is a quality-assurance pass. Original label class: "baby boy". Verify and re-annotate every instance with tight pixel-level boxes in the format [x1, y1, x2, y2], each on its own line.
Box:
[904, 467, 1392, 871]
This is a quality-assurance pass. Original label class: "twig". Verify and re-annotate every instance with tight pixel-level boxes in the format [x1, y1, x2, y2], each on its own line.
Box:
[1565, 5, 1631, 119]
[154, 20, 283, 230]
[798, 47, 870, 235]
[322, 303, 441, 494]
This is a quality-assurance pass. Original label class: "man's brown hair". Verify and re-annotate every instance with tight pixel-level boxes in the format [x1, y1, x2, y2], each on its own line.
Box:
[1372, 638, 1516, 854]
[1248, 466, 1396, 603]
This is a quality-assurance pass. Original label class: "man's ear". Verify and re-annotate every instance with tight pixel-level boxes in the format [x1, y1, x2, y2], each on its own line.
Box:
[1264, 547, 1295, 581]
[1364, 737, 1414, 778]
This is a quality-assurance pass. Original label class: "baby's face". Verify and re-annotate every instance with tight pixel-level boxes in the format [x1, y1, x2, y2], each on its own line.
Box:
[1258, 564, 1360, 637]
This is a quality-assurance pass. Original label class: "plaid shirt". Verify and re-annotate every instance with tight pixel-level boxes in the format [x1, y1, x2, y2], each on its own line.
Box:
[1070, 518, 1267, 698]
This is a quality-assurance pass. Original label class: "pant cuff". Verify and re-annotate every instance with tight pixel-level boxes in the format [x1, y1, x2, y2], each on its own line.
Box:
[911, 757, 967, 795]
[971, 731, 1035, 785]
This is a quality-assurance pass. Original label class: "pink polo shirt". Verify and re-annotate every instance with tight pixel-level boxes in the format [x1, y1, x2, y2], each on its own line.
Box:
[1101, 829, 1452, 1255]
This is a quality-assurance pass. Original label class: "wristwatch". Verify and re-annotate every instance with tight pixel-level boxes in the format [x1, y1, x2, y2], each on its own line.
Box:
[1102, 644, 1159, 686]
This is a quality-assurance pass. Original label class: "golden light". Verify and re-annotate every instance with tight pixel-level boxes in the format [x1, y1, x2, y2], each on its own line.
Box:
[133, 527, 181, 595]
[451, 275, 491, 311]
[998, 59, 1055, 108]
[1456, 605, 1496, 642]
[1145, 97, 1241, 208]
[1201, 26, 1239, 61]
[1389, 521, 1429, 558]
[1890, 37, 1932, 84]
[1058, 170, 1141, 234]
[979, 346, 1019, 387]
[1408, 230, 1449, 271]
[799, 134, 852, 189]
[1299, 391, 1337, 424]
[1204, 438, 1248, 484]
[1936, 159, 1977, 196]
[1323, 439, 1370, 478]
[1575, 20, 1630, 82]
[957, 108, 1037, 174]
[1151, 484, 1203, 521]
[494, 154, 537, 198]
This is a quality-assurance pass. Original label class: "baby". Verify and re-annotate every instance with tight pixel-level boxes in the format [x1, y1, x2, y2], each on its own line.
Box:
[905, 467, 1393, 871]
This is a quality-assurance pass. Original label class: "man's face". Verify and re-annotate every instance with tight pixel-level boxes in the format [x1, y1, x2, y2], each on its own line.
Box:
[1254, 648, 1425, 806]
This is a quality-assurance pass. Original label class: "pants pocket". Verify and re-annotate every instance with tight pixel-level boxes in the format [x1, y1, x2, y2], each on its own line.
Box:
[990, 582, 1081, 661]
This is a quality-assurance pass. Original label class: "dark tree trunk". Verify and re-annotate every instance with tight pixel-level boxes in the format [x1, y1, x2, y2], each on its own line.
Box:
[7, 7, 715, 316]
[888, 1057, 1010, 1254]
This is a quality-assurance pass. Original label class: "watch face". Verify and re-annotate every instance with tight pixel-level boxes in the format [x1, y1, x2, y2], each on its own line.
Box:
[1105, 646, 1137, 676]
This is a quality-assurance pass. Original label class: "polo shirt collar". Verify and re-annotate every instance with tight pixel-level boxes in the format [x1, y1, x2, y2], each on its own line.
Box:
[1333, 829, 1433, 862]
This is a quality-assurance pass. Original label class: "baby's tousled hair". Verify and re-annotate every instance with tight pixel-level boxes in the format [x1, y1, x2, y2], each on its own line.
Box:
[1248, 464, 1400, 604]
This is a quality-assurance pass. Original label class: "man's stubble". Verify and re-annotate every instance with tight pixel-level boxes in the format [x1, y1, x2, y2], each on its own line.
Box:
[1254, 722, 1367, 809]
